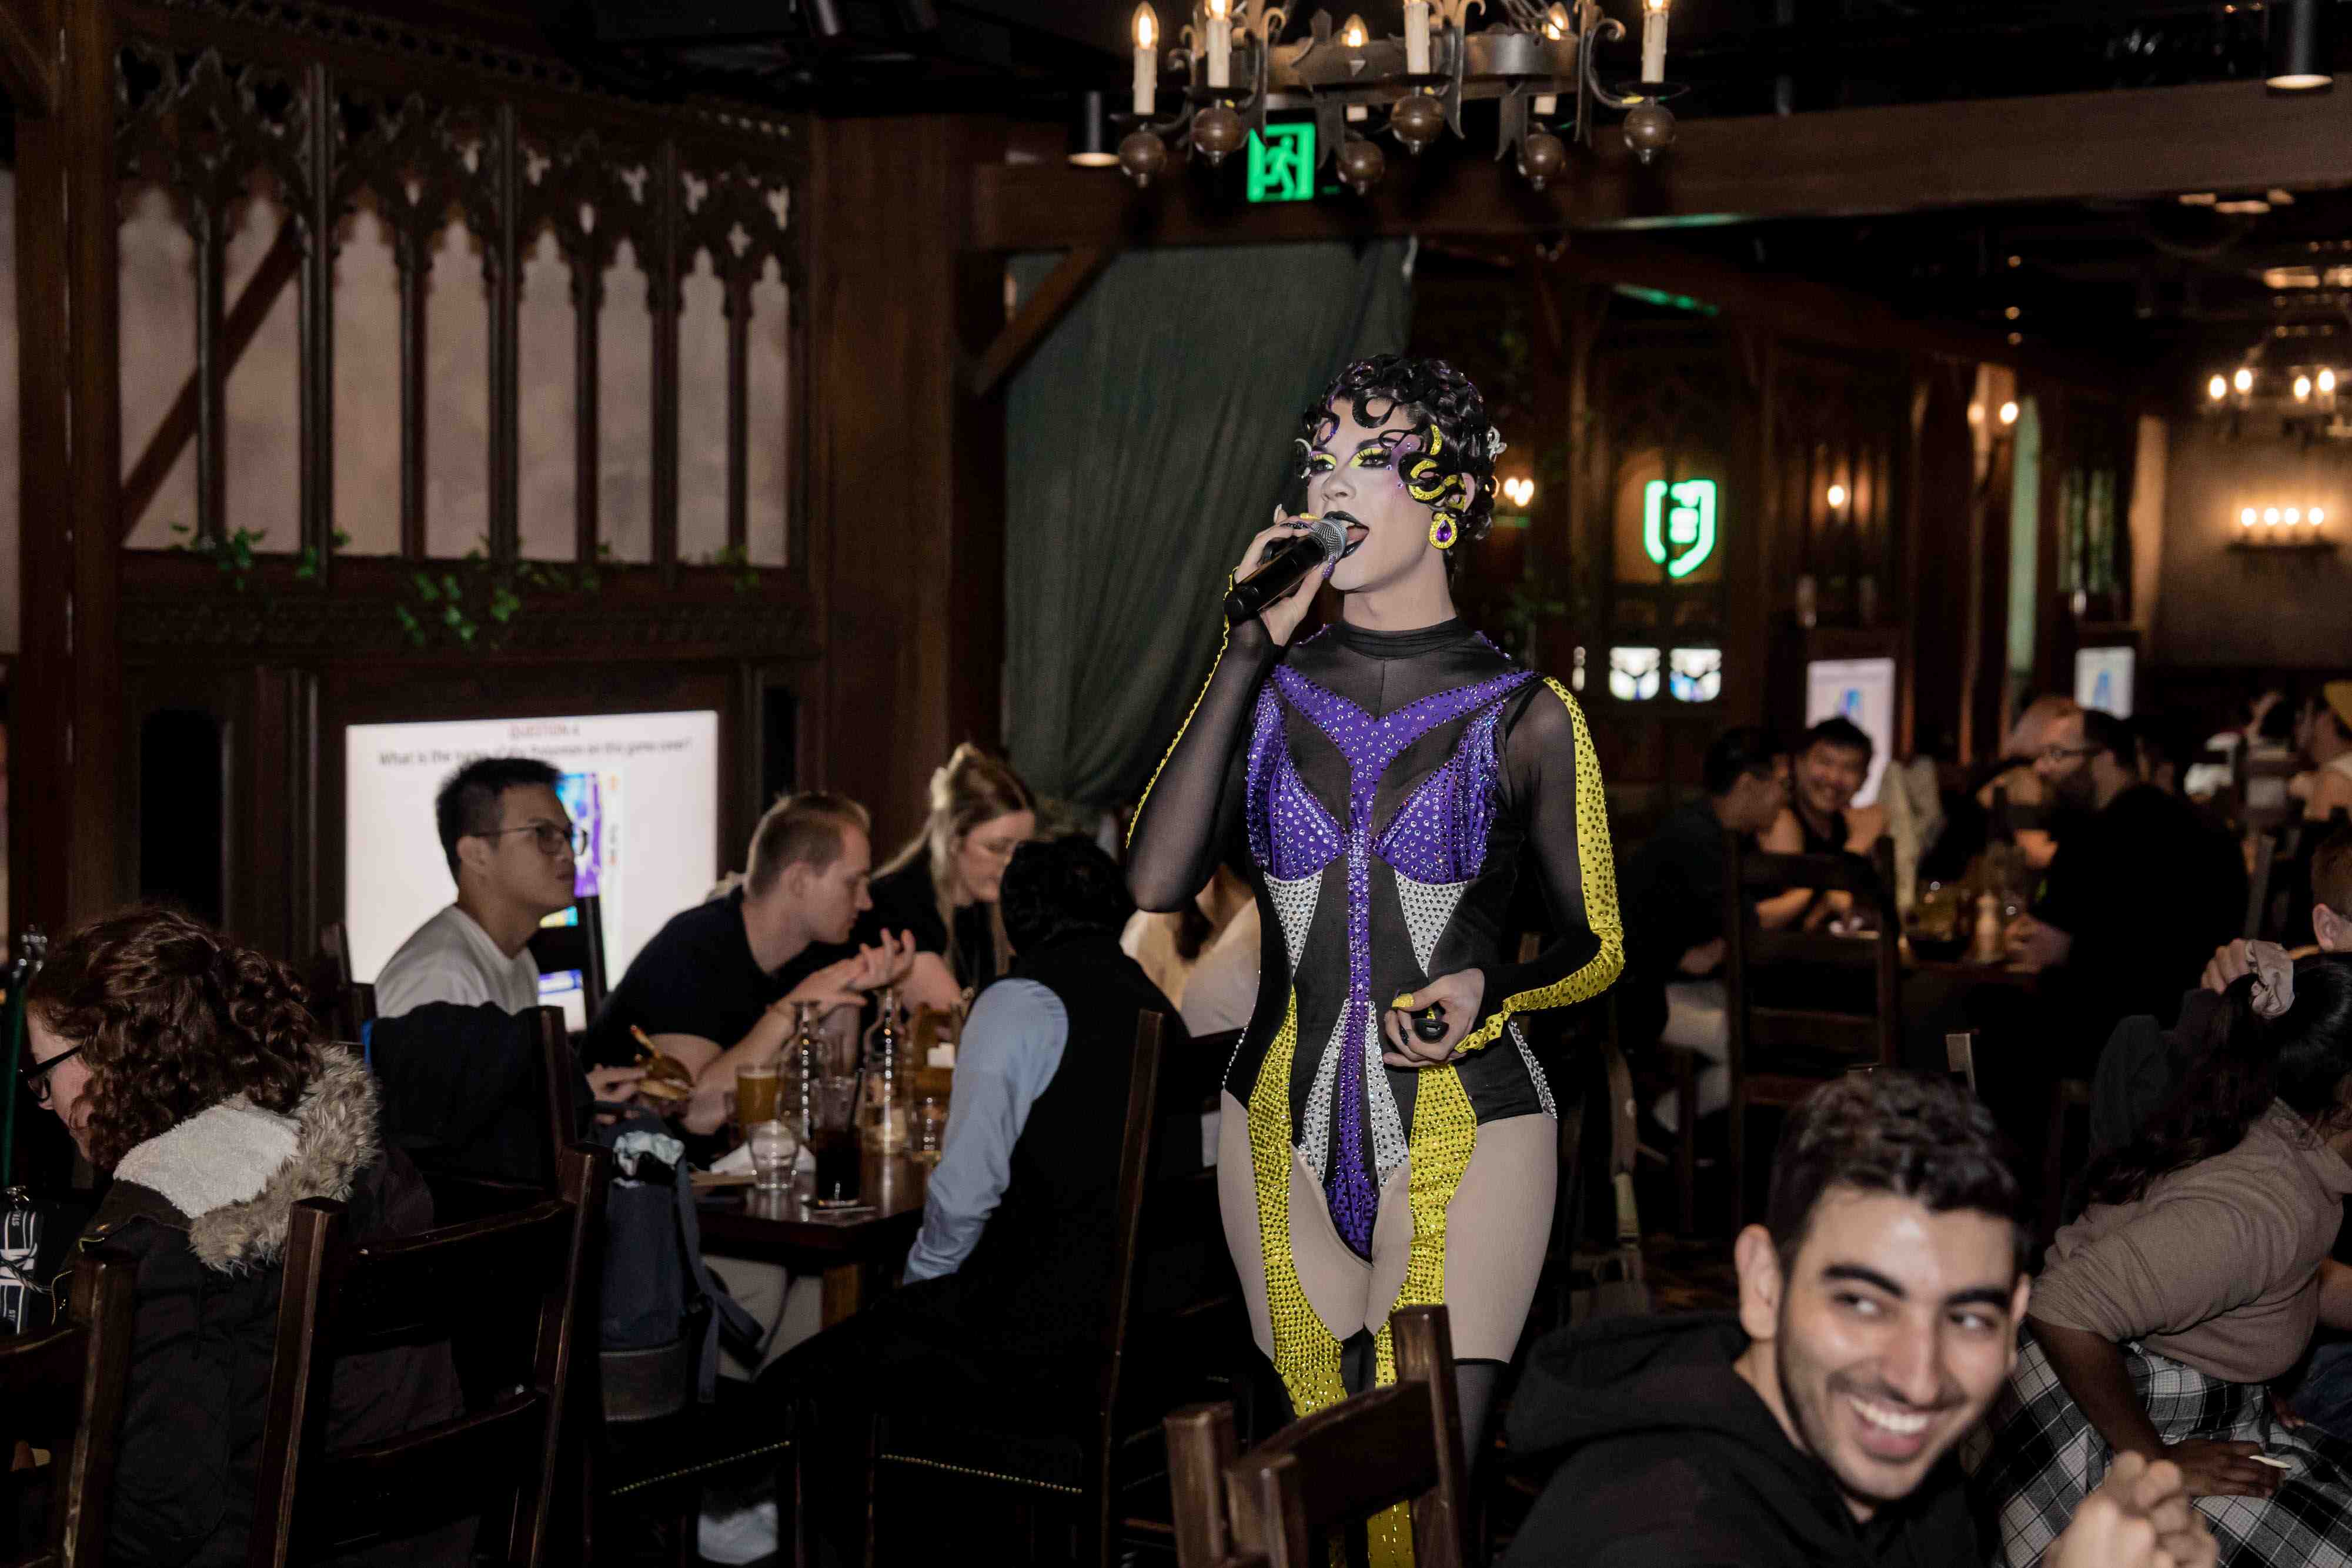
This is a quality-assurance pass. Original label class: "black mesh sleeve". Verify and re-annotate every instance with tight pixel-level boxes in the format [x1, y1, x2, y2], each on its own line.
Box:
[1125, 618, 1281, 913]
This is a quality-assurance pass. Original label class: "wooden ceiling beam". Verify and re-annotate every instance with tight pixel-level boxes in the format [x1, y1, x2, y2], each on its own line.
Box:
[973, 79, 2352, 253]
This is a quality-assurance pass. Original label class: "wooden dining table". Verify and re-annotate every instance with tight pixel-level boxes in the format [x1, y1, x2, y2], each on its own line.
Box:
[696, 1151, 931, 1326]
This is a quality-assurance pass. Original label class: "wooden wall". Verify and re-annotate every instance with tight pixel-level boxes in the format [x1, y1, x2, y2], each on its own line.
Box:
[2151, 420, 2352, 670]
[10, 0, 1007, 960]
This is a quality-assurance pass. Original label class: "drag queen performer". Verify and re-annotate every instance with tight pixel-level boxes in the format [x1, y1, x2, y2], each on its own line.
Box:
[1127, 356, 1623, 1491]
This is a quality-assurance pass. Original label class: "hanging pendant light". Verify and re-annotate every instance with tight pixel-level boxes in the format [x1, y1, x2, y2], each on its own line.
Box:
[2267, 0, 2333, 93]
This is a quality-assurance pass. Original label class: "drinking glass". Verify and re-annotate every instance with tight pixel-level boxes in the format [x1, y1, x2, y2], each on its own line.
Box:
[735, 1063, 781, 1130]
[747, 1120, 797, 1192]
[809, 1076, 864, 1207]
[911, 1098, 947, 1165]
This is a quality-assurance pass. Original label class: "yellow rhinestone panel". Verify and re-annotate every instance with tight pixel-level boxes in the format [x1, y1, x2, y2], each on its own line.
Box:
[1457, 677, 1625, 1052]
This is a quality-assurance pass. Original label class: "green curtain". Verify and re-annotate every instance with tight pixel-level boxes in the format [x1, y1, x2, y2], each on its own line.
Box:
[1004, 240, 1412, 809]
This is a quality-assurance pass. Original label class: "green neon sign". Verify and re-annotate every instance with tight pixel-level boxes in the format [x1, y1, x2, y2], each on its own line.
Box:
[1642, 479, 1718, 579]
[1247, 123, 1316, 203]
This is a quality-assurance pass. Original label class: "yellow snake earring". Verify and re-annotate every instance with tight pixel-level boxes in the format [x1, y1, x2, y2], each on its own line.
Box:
[1429, 511, 1458, 550]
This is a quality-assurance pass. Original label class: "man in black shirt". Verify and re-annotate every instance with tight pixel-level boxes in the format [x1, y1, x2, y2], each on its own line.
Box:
[1501, 1073, 2213, 1568]
[1619, 727, 1788, 1125]
[2006, 709, 2246, 1066]
[583, 791, 914, 1135]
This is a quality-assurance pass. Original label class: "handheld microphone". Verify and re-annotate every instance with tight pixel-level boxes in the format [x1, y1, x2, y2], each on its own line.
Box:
[1224, 514, 1350, 627]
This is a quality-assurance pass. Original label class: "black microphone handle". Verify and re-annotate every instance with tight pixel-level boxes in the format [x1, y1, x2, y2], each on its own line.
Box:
[1223, 539, 1320, 625]
[1222, 517, 1348, 626]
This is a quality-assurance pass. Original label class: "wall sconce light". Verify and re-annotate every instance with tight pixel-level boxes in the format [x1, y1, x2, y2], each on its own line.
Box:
[1997, 401, 2020, 426]
[2231, 500, 2336, 551]
[1825, 483, 1849, 509]
[1501, 475, 1536, 509]
[2234, 367, 2256, 396]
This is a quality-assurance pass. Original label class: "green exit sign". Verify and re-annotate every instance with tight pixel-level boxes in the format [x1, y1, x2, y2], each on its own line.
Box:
[1247, 122, 1317, 203]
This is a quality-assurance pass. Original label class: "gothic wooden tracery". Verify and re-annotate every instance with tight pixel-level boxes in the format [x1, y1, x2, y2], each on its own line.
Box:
[111, 0, 806, 593]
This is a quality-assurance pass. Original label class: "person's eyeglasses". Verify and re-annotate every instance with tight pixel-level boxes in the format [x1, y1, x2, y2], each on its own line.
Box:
[2037, 744, 2100, 764]
[21, 1045, 84, 1106]
[479, 822, 588, 856]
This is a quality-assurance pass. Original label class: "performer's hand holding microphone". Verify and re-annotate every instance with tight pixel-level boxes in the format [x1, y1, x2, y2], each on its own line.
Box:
[1227, 510, 1352, 646]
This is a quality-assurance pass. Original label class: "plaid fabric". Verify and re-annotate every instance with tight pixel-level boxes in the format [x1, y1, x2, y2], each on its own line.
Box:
[1965, 1335, 2352, 1568]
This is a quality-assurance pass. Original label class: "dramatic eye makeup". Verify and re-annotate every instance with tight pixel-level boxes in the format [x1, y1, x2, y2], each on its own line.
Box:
[1303, 430, 1412, 476]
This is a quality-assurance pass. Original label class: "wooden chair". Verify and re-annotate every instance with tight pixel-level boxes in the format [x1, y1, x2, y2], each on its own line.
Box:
[1723, 835, 1902, 1228]
[0, 1248, 138, 1568]
[1163, 1304, 1469, 1568]
[246, 1143, 607, 1568]
[857, 1010, 1223, 1567]
[527, 893, 610, 1021]
[308, 922, 377, 1048]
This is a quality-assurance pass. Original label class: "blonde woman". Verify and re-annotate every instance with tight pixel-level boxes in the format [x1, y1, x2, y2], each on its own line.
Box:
[864, 744, 1038, 1012]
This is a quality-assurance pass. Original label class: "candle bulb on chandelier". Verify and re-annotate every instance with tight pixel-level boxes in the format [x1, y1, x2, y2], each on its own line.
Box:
[1132, 4, 1158, 116]
[1404, 0, 1431, 73]
[1205, 0, 1231, 89]
[2234, 367, 2254, 396]
[1642, 0, 1670, 82]
[1535, 6, 1571, 116]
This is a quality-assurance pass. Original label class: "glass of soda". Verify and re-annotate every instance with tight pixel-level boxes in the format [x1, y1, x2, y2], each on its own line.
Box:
[810, 1076, 864, 1208]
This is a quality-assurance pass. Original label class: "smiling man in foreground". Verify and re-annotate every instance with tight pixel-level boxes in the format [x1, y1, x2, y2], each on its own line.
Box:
[1501, 1073, 2211, 1568]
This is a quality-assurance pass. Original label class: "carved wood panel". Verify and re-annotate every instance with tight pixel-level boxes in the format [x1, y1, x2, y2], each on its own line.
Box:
[112, 0, 806, 593]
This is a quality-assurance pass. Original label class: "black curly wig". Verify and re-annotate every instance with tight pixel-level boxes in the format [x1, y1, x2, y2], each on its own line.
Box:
[1295, 355, 1499, 549]
[1000, 835, 1136, 954]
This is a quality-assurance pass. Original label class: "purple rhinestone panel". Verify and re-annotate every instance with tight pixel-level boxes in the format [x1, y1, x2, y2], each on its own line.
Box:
[1244, 686, 1344, 882]
[1372, 700, 1512, 885]
[1266, 663, 1535, 1255]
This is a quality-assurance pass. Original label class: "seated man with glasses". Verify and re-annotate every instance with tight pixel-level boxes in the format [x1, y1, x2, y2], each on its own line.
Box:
[375, 757, 583, 1019]
[2005, 708, 2245, 1065]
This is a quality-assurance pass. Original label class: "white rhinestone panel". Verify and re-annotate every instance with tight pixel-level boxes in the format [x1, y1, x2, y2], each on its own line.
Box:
[1510, 1020, 1557, 1120]
[1298, 1009, 1347, 1183]
[1392, 871, 1469, 975]
[1367, 1002, 1409, 1185]
[1265, 871, 1321, 978]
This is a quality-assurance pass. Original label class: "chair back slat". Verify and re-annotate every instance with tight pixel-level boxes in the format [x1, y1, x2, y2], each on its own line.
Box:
[535, 1007, 579, 1188]
[1165, 1402, 1239, 1568]
[1734, 850, 1882, 895]
[247, 1144, 605, 1568]
[1221, 1305, 1467, 1568]
[1097, 1010, 1167, 1412]
[526, 895, 609, 1019]
[2246, 832, 2279, 941]
[323, 1201, 576, 1354]
[0, 1247, 138, 1568]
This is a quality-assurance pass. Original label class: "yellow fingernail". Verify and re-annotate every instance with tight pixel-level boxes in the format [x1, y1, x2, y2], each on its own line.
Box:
[1392, 994, 1415, 1009]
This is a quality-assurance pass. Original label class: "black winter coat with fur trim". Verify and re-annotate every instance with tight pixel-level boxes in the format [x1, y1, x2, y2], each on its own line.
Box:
[73, 1049, 467, 1568]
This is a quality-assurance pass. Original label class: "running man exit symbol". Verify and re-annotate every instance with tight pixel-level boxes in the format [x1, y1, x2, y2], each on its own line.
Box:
[1642, 478, 1719, 579]
[1247, 123, 1316, 203]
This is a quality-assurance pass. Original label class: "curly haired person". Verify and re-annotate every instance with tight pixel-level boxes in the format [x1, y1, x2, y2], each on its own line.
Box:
[22, 907, 469, 1568]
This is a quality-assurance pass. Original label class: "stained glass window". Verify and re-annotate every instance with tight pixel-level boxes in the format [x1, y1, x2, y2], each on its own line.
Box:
[1668, 647, 1722, 702]
[1608, 646, 1661, 702]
